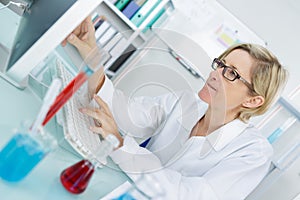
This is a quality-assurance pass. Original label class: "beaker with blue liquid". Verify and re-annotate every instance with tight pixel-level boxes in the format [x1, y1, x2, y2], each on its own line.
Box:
[0, 121, 56, 182]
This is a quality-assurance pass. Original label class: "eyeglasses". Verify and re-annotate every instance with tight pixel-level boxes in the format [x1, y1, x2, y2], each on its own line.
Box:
[211, 58, 256, 93]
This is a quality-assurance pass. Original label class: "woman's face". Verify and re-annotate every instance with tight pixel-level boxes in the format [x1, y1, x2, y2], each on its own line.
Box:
[198, 49, 255, 113]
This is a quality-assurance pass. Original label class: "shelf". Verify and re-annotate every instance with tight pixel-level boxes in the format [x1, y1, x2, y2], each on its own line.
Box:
[103, 0, 138, 30]
[103, 0, 174, 32]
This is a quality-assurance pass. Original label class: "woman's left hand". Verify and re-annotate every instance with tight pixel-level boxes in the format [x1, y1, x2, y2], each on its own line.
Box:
[80, 94, 123, 148]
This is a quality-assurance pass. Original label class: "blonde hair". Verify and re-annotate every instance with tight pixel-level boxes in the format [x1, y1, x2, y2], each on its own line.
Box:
[218, 43, 288, 122]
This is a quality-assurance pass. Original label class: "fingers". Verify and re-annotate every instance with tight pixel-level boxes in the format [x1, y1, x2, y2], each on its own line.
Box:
[81, 32, 89, 41]
[61, 39, 68, 47]
[86, 16, 96, 35]
[80, 107, 108, 122]
[61, 22, 82, 47]
[89, 126, 109, 138]
[93, 95, 111, 115]
[67, 34, 82, 48]
[61, 15, 93, 47]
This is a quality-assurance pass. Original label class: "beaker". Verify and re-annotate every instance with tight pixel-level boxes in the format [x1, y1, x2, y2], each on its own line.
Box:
[0, 121, 56, 182]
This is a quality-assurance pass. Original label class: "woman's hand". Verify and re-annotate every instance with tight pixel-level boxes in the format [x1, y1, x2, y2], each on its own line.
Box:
[61, 16, 97, 60]
[80, 95, 123, 148]
[61, 16, 106, 98]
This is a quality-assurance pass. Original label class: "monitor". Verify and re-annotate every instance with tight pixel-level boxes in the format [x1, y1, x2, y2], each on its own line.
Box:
[0, 0, 103, 88]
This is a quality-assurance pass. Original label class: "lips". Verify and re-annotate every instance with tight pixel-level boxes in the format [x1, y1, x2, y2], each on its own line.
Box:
[207, 83, 217, 91]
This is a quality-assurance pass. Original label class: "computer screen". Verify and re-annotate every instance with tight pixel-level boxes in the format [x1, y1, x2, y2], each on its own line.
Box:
[7, 0, 76, 71]
[1, 0, 100, 88]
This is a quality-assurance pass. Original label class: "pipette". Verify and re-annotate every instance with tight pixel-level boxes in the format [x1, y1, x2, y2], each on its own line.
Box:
[151, 29, 206, 82]
[31, 78, 61, 134]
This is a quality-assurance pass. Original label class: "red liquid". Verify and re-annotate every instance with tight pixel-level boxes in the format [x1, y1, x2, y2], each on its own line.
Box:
[42, 72, 88, 126]
[60, 159, 95, 194]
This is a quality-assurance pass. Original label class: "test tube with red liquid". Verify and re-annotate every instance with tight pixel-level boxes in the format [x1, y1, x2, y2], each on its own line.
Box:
[42, 65, 93, 126]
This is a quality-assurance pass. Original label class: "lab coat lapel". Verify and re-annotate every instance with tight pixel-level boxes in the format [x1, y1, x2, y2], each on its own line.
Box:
[200, 119, 250, 157]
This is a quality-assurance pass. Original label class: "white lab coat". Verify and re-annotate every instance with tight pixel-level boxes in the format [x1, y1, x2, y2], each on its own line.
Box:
[97, 77, 273, 200]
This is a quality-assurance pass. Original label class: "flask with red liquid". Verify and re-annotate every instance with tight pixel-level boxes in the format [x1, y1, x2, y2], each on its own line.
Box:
[60, 134, 120, 194]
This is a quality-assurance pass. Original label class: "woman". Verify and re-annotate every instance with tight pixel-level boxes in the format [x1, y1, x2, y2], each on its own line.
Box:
[63, 17, 287, 199]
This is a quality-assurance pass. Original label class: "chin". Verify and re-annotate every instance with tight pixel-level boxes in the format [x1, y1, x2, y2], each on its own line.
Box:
[198, 87, 211, 104]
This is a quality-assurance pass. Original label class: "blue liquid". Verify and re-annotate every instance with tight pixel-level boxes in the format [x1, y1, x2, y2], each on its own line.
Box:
[0, 133, 46, 182]
[114, 192, 136, 200]
[268, 128, 283, 144]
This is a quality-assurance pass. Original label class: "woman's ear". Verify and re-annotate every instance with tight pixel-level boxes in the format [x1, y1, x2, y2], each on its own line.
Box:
[242, 95, 265, 108]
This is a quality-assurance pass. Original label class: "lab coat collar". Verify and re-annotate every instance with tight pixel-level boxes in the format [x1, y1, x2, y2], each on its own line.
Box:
[176, 95, 250, 155]
[205, 119, 249, 152]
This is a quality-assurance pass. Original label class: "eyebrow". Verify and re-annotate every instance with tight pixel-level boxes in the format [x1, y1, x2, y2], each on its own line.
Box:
[223, 58, 238, 70]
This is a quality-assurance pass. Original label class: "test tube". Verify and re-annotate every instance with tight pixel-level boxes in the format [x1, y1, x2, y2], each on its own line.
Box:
[268, 117, 297, 144]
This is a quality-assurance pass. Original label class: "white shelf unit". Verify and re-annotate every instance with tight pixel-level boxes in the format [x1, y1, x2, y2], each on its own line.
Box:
[247, 90, 300, 200]
[27, 0, 175, 97]
[58, 0, 175, 79]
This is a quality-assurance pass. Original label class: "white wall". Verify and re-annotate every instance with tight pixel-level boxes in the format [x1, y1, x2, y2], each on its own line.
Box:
[217, 0, 300, 99]
[212, 1, 300, 199]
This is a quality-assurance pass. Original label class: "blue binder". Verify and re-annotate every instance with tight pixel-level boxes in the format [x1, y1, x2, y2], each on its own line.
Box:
[115, 0, 131, 10]
[122, 1, 141, 19]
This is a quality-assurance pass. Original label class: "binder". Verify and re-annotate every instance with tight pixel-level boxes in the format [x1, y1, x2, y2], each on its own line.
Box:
[93, 17, 105, 30]
[122, 1, 140, 19]
[98, 26, 118, 46]
[94, 21, 110, 40]
[109, 37, 128, 57]
[143, 6, 165, 31]
[115, 0, 131, 10]
[122, 0, 146, 19]
[108, 44, 136, 72]
[91, 12, 99, 22]
[130, 0, 161, 27]
[103, 33, 123, 52]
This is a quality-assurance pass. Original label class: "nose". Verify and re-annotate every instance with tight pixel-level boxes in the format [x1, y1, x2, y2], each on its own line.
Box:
[208, 70, 218, 81]
[209, 67, 223, 80]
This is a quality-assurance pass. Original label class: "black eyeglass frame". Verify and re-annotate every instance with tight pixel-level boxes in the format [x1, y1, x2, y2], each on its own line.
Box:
[211, 58, 257, 94]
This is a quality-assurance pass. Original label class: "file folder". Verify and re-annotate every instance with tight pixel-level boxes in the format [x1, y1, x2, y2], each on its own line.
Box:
[109, 37, 128, 57]
[143, 6, 165, 31]
[109, 44, 136, 72]
[98, 26, 118, 46]
[122, 1, 140, 19]
[94, 21, 110, 40]
[122, 0, 146, 19]
[103, 34, 123, 52]
[115, 0, 131, 10]
[93, 17, 105, 30]
[130, 0, 161, 27]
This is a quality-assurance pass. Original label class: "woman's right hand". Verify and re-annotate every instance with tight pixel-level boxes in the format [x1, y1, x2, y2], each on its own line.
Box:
[61, 16, 97, 60]
[61, 15, 106, 96]
[80, 95, 124, 148]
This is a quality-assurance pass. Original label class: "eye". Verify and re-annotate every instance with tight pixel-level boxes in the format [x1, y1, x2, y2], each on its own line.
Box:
[227, 67, 238, 78]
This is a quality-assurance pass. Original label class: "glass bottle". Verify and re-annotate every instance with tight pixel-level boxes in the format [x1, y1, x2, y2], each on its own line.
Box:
[60, 134, 119, 194]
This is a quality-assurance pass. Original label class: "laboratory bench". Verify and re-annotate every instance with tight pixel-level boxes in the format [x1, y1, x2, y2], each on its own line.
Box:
[0, 77, 128, 200]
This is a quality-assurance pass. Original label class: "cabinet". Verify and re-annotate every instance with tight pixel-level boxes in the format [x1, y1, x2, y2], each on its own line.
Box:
[247, 88, 300, 200]
[28, 0, 175, 98]
[54, 0, 174, 77]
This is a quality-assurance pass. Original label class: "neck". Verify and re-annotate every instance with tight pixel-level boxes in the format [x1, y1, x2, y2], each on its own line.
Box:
[192, 106, 237, 137]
